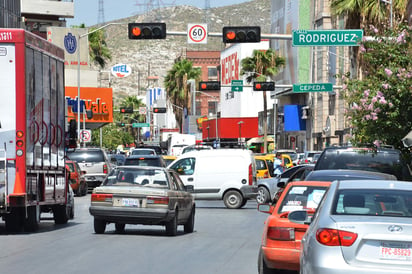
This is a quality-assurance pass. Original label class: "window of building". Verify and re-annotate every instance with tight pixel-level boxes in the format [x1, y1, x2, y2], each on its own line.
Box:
[208, 67, 218, 80]
[208, 101, 217, 115]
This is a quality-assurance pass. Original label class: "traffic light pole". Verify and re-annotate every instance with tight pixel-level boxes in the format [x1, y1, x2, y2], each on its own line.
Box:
[166, 31, 293, 40]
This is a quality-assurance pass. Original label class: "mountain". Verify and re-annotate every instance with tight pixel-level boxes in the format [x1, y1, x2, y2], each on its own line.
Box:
[97, 0, 271, 104]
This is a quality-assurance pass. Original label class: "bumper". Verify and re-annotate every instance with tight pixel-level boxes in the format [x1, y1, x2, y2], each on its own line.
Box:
[240, 185, 258, 199]
[89, 206, 175, 225]
[262, 246, 300, 271]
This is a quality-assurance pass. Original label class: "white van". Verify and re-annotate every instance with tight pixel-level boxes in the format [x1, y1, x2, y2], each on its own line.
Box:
[168, 149, 258, 209]
[167, 133, 196, 156]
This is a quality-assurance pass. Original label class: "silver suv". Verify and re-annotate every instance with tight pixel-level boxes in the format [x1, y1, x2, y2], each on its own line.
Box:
[66, 148, 112, 192]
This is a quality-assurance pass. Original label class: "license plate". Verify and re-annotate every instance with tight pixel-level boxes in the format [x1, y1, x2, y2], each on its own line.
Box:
[380, 242, 412, 261]
[121, 198, 140, 207]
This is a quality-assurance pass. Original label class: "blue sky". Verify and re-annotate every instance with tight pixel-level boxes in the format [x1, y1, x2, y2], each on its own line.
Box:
[66, 0, 251, 27]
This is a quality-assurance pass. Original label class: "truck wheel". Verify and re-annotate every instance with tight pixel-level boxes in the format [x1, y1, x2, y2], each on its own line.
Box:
[94, 218, 106, 234]
[166, 210, 178, 236]
[53, 204, 69, 224]
[115, 223, 125, 233]
[82, 183, 88, 196]
[24, 205, 40, 232]
[256, 186, 270, 204]
[223, 190, 244, 209]
[184, 206, 195, 233]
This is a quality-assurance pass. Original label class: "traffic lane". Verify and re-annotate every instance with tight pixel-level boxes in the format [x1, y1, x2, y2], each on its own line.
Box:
[0, 197, 268, 274]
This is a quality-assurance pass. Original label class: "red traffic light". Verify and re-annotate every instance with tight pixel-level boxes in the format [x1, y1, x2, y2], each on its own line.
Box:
[120, 107, 133, 113]
[128, 23, 166, 39]
[199, 81, 220, 91]
[222, 26, 261, 43]
[253, 81, 275, 91]
[153, 107, 166, 113]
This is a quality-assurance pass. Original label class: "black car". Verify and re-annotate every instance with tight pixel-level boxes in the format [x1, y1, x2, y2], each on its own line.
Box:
[124, 155, 166, 167]
[314, 146, 412, 181]
[304, 169, 398, 181]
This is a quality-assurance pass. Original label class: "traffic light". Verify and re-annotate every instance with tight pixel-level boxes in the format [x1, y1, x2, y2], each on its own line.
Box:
[120, 106, 133, 114]
[153, 107, 167, 113]
[253, 81, 275, 91]
[117, 122, 126, 127]
[199, 81, 220, 91]
[222, 26, 261, 43]
[128, 23, 166, 39]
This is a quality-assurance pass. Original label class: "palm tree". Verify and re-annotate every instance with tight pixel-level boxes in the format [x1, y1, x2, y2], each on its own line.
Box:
[164, 59, 201, 131]
[120, 96, 146, 144]
[241, 49, 285, 153]
[88, 27, 111, 69]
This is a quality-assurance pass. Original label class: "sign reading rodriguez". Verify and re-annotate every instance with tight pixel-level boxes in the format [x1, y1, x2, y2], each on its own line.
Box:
[292, 29, 363, 47]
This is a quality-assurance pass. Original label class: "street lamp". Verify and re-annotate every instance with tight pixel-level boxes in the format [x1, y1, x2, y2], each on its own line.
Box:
[76, 23, 124, 146]
[238, 121, 244, 145]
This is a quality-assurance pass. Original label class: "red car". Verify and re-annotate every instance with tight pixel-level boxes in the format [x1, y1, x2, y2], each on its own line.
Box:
[66, 160, 88, 196]
[257, 180, 331, 273]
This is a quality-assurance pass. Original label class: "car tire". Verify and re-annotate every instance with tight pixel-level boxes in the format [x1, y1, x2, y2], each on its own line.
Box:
[184, 206, 195, 233]
[256, 186, 270, 204]
[23, 205, 40, 232]
[223, 190, 243, 209]
[76, 187, 82, 197]
[240, 199, 248, 208]
[258, 249, 272, 274]
[94, 218, 106, 234]
[53, 204, 69, 224]
[115, 223, 125, 233]
[82, 183, 88, 196]
[166, 210, 178, 236]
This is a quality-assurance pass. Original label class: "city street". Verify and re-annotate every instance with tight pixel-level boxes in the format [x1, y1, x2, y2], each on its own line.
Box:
[0, 196, 270, 274]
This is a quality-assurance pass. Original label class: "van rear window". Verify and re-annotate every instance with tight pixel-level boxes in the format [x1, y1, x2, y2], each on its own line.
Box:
[67, 151, 104, 163]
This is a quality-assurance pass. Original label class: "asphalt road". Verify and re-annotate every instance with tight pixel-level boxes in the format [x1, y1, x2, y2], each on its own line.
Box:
[0, 195, 271, 274]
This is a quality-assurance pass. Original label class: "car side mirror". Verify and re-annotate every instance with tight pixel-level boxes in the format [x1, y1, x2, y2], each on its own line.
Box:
[277, 181, 285, 188]
[288, 210, 312, 225]
[185, 185, 194, 192]
[257, 203, 274, 214]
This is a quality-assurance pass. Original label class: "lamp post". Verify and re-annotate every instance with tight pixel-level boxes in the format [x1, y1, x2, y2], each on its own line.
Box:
[76, 23, 124, 146]
[238, 121, 244, 145]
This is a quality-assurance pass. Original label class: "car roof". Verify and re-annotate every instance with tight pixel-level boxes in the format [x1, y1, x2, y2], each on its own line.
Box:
[127, 155, 162, 159]
[305, 169, 397, 181]
[335, 179, 412, 190]
[287, 180, 332, 187]
[114, 165, 165, 171]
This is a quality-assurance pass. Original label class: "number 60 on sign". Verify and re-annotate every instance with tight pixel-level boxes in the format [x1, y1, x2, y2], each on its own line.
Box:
[188, 24, 207, 44]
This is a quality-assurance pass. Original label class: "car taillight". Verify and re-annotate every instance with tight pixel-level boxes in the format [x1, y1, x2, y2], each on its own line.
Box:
[91, 193, 113, 202]
[103, 164, 108, 174]
[248, 164, 253, 185]
[316, 228, 357, 246]
[263, 171, 269, 178]
[267, 227, 295, 241]
[147, 196, 169, 205]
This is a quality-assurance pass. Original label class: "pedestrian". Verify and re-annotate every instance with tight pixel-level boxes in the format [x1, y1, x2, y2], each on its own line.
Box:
[273, 154, 284, 175]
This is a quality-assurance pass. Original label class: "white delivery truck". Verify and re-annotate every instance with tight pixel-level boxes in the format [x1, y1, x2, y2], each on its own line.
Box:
[167, 133, 196, 156]
[168, 149, 258, 209]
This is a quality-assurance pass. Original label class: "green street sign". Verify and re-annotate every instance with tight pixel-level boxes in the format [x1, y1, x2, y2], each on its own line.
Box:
[231, 80, 243, 92]
[292, 29, 363, 47]
[293, 83, 333, 93]
[132, 123, 150, 128]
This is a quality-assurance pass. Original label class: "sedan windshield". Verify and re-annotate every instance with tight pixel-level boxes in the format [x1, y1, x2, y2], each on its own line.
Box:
[103, 168, 168, 188]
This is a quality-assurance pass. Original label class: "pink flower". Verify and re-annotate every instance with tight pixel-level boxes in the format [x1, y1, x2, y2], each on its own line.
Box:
[382, 83, 389, 89]
[365, 114, 371, 120]
[360, 45, 366, 52]
[372, 97, 378, 103]
[364, 90, 370, 97]
[373, 140, 381, 147]
[377, 91, 384, 97]
[379, 98, 387, 104]
[389, 102, 393, 107]
[385, 68, 393, 77]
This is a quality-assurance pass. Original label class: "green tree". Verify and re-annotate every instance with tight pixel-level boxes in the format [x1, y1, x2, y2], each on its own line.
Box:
[341, 24, 412, 154]
[164, 59, 201, 130]
[88, 27, 111, 69]
[241, 49, 285, 153]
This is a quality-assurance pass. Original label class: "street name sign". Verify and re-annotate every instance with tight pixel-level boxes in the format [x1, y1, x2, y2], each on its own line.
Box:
[293, 83, 333, 93]
[292, 29, 363, 46]
[231, 80, 243, 92]
[132, 123, 150, 128]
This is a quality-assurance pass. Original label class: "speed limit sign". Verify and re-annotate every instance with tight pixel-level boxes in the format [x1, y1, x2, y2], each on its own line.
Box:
[187, 24, 207, 44]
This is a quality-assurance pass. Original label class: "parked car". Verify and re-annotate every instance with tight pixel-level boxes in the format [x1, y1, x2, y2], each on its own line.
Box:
[302, 150, 322, 164]
[168, 149, 258, 209]
[257, 164, 314, 204]
[299, 179, 412, 274]
[130, 148, 156, 156]
[89, 166, 195, 236]
[293, 153, 305, 165]
[304, 169, 398, 182]
[65, 160, 88, 196]
[66, 148, 112, 192]
[314, 145, 412, 181]
[124, 155, 166, 167]
[257, 180, 332, 273]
